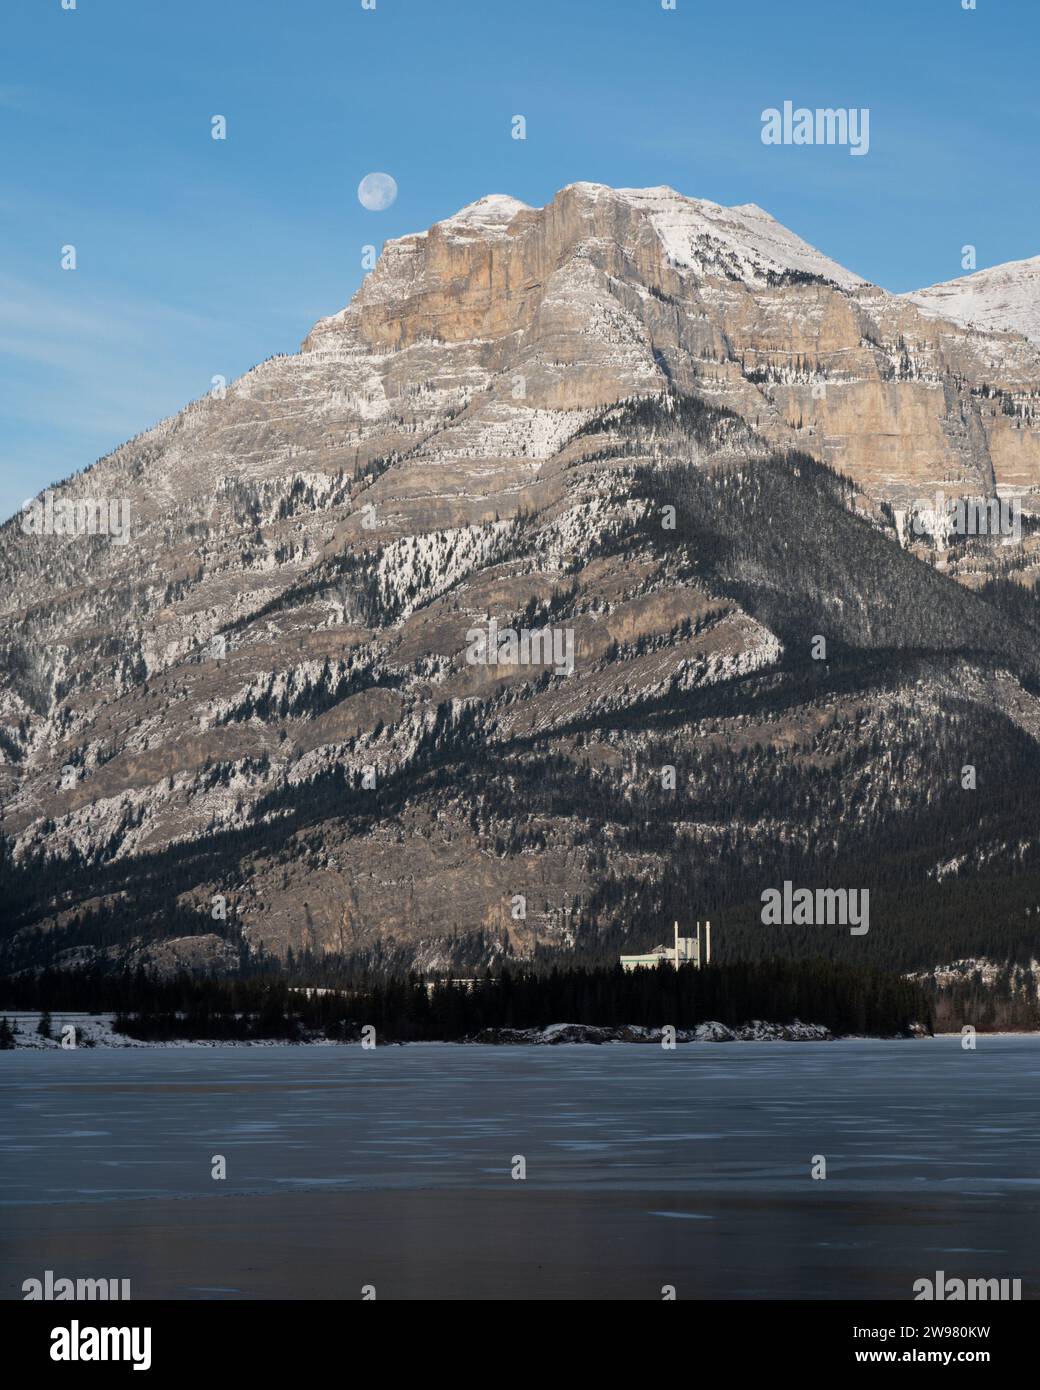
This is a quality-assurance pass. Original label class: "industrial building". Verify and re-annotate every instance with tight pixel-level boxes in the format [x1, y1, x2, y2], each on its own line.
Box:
[620, 921, 712, 972]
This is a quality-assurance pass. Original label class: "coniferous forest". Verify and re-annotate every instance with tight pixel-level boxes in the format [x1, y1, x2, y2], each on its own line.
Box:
[0, 956, 929, 1042]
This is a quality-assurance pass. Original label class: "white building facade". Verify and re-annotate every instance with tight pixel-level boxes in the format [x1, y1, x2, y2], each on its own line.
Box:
[620, 921, 712, 972]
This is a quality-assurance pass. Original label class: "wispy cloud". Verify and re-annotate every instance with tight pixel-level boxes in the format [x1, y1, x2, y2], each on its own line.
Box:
[0, 274, 240, 518]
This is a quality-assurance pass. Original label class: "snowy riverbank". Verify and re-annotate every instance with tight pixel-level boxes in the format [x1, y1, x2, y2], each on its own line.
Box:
[0, 1012, 853, 1048]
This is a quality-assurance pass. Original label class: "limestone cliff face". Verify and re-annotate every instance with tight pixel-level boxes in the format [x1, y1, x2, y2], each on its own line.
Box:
[2, 183, 1040, 975]
[297, 182, 1040, 504]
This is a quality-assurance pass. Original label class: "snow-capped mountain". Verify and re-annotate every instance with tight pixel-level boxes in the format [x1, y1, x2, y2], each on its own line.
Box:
[904, 255, 1040, 348]
[610, 185, 868, 288]
[2, 183, 1040, 980]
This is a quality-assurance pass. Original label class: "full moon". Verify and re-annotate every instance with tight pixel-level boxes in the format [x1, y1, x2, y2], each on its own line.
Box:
[357, 172, 398, 212]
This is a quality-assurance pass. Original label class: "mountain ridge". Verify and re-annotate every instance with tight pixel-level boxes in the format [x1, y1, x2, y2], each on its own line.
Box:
[904, 254, 1040, 349]
[2, 182, 1040, 983]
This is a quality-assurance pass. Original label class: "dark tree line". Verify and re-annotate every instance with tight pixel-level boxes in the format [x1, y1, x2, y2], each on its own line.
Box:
[0, 957, 930, 1042]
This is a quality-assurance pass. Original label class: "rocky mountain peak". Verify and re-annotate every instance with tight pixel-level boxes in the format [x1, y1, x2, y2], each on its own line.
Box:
[436, 193, 532, 234]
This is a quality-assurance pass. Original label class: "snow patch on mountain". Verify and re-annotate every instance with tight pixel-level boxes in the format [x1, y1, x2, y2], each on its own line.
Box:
[414, 403, 591, 465]
[375, 521, 519, 621]
[903, 255, 1040, 348]
[613, 185, 868, 289]
[906, 957, 1040, 1002]
[436, 194, 532, 239]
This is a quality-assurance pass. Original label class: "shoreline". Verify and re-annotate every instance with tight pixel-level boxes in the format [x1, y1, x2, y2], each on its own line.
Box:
[0, 1013, 945, 1048]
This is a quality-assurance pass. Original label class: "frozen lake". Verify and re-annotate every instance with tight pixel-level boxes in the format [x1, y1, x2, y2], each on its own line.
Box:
[2, 1037, 1038, 1298]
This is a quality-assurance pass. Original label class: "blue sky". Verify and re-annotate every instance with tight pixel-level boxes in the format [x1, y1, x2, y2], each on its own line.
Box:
[2, 0, 1037, 519]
